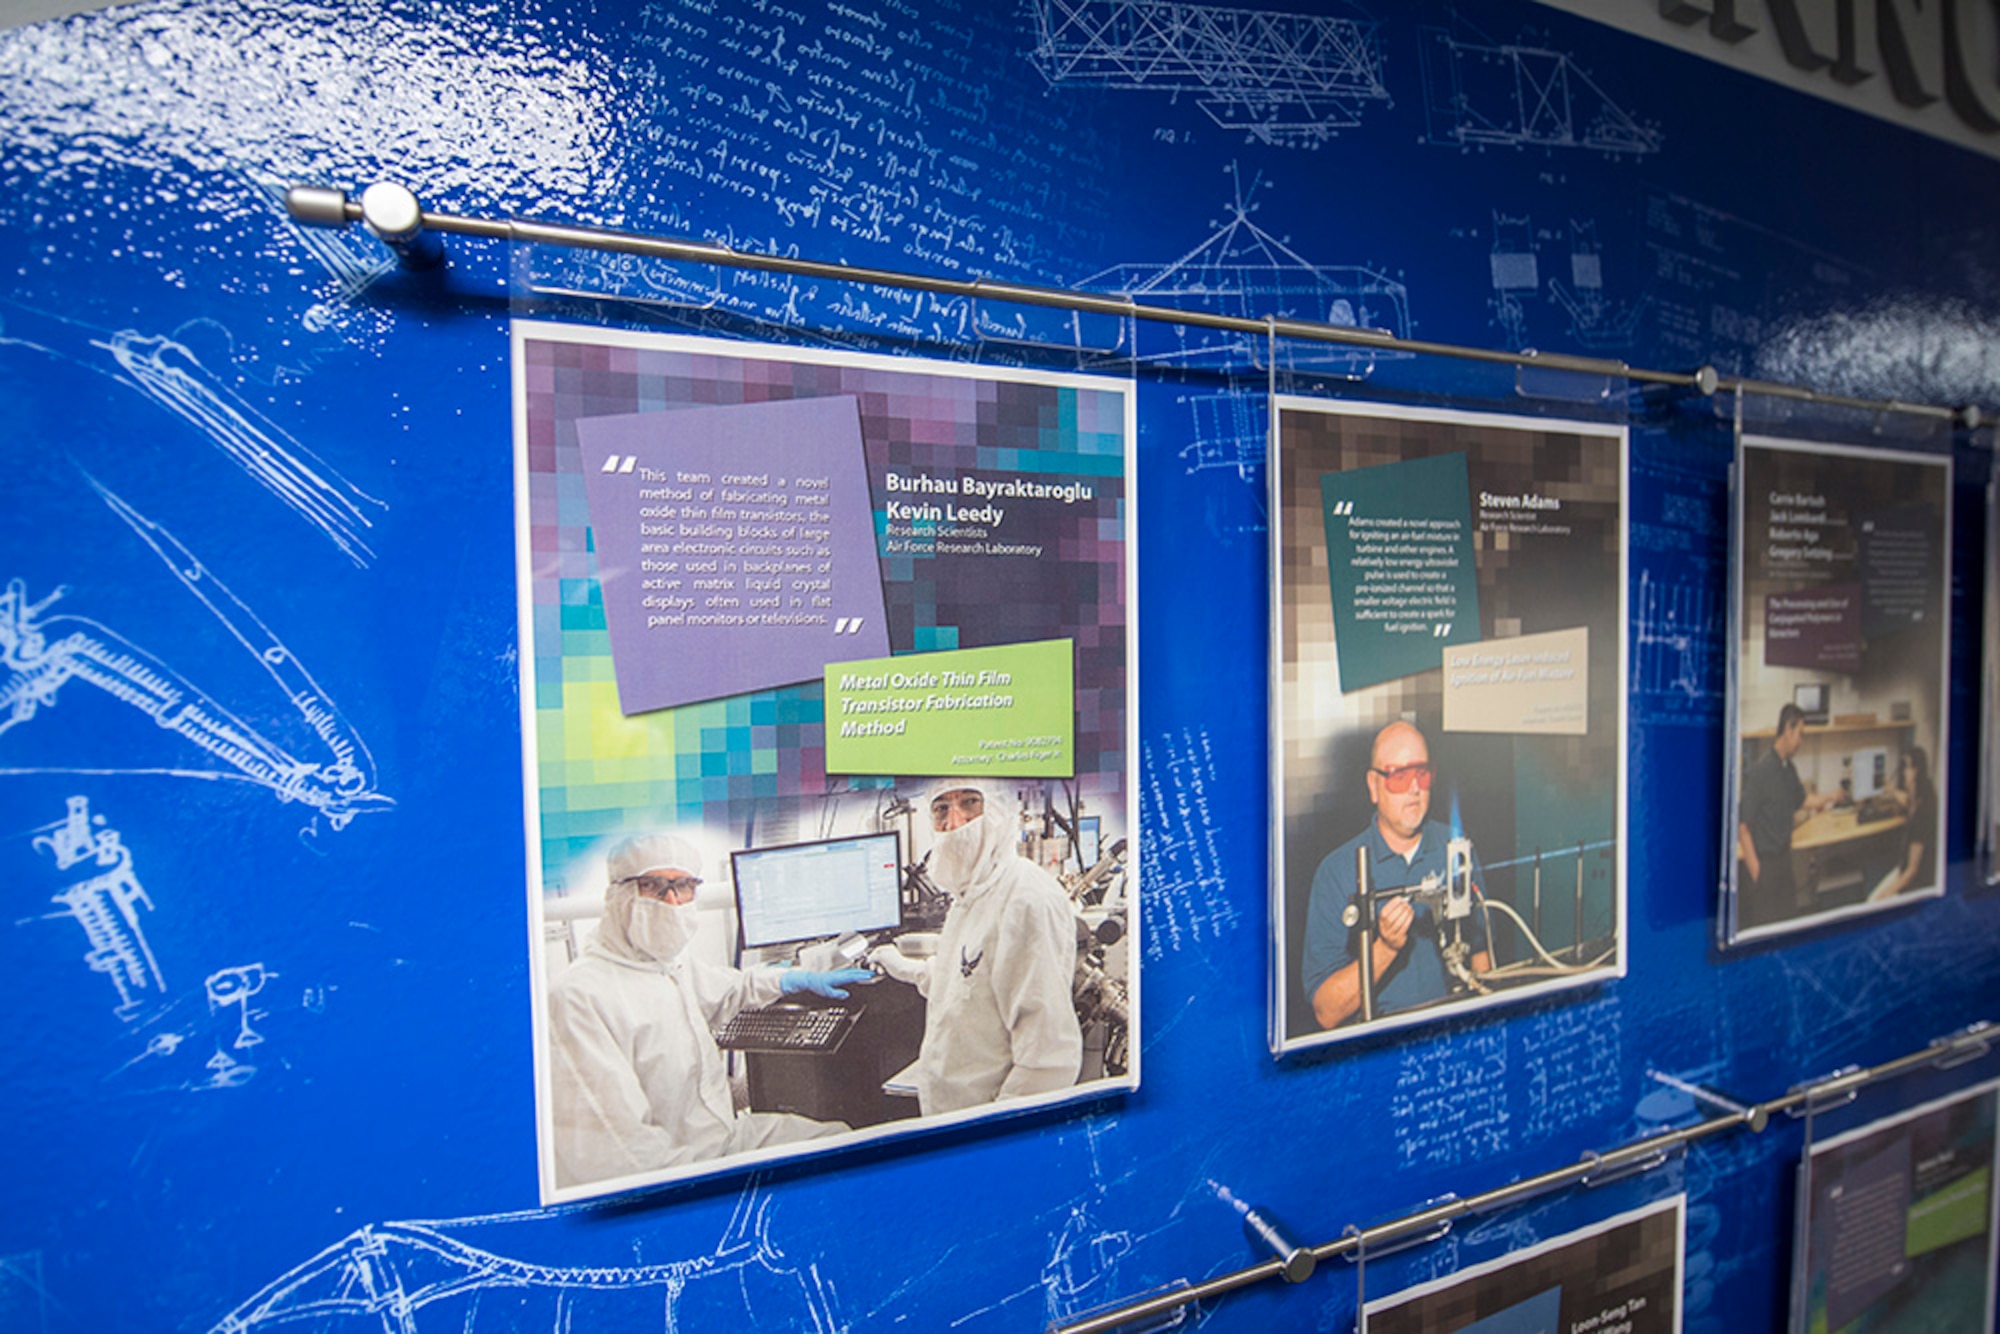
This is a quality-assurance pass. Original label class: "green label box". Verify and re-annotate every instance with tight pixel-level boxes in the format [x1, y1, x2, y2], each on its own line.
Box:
[824, 639, 1075, 776]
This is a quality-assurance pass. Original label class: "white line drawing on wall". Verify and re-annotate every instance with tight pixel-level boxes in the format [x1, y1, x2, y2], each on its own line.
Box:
[1549, 219, 1647, 347]
[1489, 212, 1540, 348]
[209, 1185, 846, 1332]
[1484, 213, 1648, 352]
[248, 176, 397, 323]
[1079, 169, 1408, 372]
[202, 1047, 256, 1090]
[1138, 726, 1242, 1031]
[1030, 0, 1389, 146]
[1418, 20, 1661, 156]
[100, 331, 383, 566]
[112, 1029, 190, 1075]
[0, 484, 392, 833]
[0, 301, 384, 565]
[1634, 569, 1723, 711]
[0, 1250, 51, 1334]
[206, 964, 275, 1050]
[1041, 1203, 1137, 1326]
[25, 795, 164, 1021]
[1182, 390, 1265, 479]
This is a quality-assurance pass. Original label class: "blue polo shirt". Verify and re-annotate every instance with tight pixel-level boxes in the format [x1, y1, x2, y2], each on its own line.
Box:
[1301, 819, 1488, 1023]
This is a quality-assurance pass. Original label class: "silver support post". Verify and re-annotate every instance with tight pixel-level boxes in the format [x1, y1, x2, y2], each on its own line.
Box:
[1354, 846, 1376, 1027]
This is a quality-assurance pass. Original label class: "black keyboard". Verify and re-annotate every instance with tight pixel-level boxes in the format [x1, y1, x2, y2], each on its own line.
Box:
[715, 1000, 863, 1054]
[1855, 795, 1900, 823]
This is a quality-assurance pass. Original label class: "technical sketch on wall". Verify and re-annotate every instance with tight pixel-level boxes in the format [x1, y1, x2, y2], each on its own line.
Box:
[102, 330, 384, 566]
[209, 1188, 843, 1333]
[1140, 727, 1241, 971]
[1627, 461, 1729, 730]
[1639, 189, 1878, 377]
[1079, 169, 1408, 370]
[1030, 0, 1389, 146]
[206, 963, 274, 1050]
[1551, 219, 1647, 346]
[0, 485, 391, 833]
[1181, 391, 1265, 482]
[0, 1251, 48, 1334]
[1634, 569, 1725, 720]
[520, 1, 1120, 345]
[1418, 19, 1661, 156]
[26, 795, 163, 1020]
[0, 301, 385, 564]
[1041, 1205, 1136, 1326]
[18, 793, 315, 1092]
[1483, 212, 1648, 352]
[251, 177, 397, 334]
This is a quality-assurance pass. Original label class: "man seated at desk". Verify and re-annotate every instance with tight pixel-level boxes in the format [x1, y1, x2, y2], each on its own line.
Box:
[1737, 703, 1839, 920]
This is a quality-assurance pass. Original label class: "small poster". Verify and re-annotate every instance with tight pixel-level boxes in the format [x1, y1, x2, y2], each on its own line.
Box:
[1724, 436, 1951, 943]
[1983, 470, 1999, 886]
[515, 324, 1137, 1203]
[1364, 1197, 1685, 1334]
[1792, 1082, 2000, 1334]
[1271, 398, 1627, 1053]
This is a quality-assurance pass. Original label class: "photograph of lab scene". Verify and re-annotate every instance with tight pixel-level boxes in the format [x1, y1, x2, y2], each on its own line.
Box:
[534, 778, 1131, 1194]
[1729, 449, 1949, 941]
[1282, 715, 1621, 1044]
[1731, 673, 1945, 938]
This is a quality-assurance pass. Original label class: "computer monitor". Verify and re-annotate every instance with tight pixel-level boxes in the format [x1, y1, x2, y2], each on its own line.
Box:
[1076, 815, 1102, 868]
[731, 832, 903, 950]
[1850, 747, 1889, 800]
[1794, 682, 1830, 724]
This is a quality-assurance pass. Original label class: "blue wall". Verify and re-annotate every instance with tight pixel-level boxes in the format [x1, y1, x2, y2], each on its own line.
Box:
[2, 1, 1998, 1330]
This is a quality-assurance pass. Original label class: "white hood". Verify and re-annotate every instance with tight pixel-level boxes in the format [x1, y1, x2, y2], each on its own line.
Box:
[925, 778, 1018, 901]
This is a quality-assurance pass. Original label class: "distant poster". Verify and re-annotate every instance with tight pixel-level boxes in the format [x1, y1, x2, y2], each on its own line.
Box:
[1271, 398, 1626, 1054]
[1792, 1082, 2000, 1334]
[1724, 437, 1950, 943]
[1984, 470, 1999, 886]
[514, 324, 1137, 1203]
[1364, 1197, 1684, 1334]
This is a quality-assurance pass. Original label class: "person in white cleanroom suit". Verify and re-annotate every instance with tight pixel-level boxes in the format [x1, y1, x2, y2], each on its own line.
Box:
[871, 780, 1083, 1115]
[546, 832, 871, 1188]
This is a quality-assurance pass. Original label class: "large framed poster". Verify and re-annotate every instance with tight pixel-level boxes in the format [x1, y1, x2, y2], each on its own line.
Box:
[1363, 1197, 1685, 1333]
[514, 324, 1137, 1203]
[1272, 397, 1627, 1054]
[1723, 436, 1950, 944]
[1792, 1081, 2000, 1334]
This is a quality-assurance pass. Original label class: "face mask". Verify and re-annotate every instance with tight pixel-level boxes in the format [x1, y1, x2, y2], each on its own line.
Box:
[626, 896, 696, 963]
[930, 815, 988, 893]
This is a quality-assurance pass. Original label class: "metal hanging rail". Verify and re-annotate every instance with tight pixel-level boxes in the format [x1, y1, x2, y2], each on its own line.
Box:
[1051, 1021, 1994, 1334]
[286, 183, 1989, 430]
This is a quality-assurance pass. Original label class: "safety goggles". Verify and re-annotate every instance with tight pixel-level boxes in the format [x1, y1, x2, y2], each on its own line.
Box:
[1370, 762, 1434, 795]
[626, 874, 701, 903]
[930, 789, 985, 830]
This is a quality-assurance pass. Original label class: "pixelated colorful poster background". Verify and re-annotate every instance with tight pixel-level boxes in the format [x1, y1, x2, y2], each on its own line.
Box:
[517, 326, 1130, 879]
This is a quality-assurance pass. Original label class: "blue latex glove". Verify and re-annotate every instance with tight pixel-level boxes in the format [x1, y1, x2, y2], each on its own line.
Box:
[780, 967, 874, 1000]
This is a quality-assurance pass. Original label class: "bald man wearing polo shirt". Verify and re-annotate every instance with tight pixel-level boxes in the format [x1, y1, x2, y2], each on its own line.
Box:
[1302, 721, 1492, 1029]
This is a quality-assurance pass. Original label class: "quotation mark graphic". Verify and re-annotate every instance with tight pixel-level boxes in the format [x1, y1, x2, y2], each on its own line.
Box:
[1433, 622, 1453, 638]
[1332, 500, 1355, 515]
[601, 455, 638, 473]
[834, 617, 866, 635]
